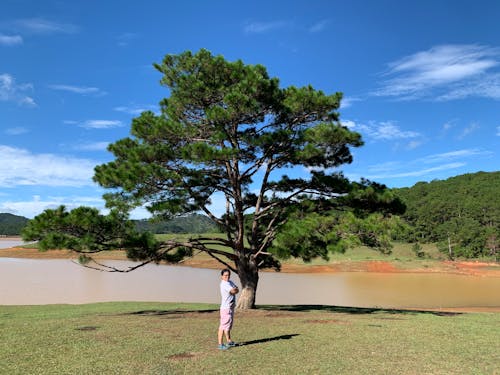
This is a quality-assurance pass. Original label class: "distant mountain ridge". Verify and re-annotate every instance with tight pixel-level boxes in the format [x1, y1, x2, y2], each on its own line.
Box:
[0, 213, 29, 236]
[0, 212, 218, 236]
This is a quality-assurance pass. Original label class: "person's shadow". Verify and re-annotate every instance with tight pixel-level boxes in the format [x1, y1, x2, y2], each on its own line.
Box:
[236, 334, 299, 347]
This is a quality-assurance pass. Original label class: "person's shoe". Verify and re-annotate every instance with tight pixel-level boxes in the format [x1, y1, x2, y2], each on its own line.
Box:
[227, 341, 238, 347]
[218, 344, 228, 350]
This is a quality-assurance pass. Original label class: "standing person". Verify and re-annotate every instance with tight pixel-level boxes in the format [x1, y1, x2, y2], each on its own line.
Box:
[218, 268, 239, 350]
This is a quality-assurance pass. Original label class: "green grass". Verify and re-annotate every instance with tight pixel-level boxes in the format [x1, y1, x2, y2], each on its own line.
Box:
[0, 302, 498, 374]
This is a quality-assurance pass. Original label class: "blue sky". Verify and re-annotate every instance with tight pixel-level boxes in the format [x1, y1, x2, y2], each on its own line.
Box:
[1, 0, 499, 219]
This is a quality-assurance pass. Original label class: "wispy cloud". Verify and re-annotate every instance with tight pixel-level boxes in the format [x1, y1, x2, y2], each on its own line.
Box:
[48, 84, 106, 96]
[309, 20, 329, 33]
[81, 120, 123, 129]
[4, 127, 28, 135]
[343, 119, 421, 140]
[243, 20, 289, 34]
[0, 195, 105, 219]
[417, 149, 491, 164]
[364, 148, 492, 180]
[373, 44, 500, 101]
[64, 119, 123, 129]
[497, 126, 500, 136]
[340, 96, 361, 109]
[116, 32, 139, 47]
[406, 140, 422, 150]
[74, 141, 110, 151]
[0, 73, 36, 107]
[0, 145, 96, 188]
[7, 18, 79, 34]
[114, 104, 157, 115]
[0, 34, 23, 45]
[369, 162, 466, 179]
[442, 120, 456, 132]
[457, 122, 480, 139]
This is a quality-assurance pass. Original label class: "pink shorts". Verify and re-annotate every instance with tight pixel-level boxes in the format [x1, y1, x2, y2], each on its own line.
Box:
[219, 308, 234, 331]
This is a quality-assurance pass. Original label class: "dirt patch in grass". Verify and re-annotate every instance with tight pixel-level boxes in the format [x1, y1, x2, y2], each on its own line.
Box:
[167, 352, 198, 360]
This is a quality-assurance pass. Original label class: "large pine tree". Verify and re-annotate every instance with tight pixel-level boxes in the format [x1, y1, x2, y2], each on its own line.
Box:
[23, 50, 403, 308]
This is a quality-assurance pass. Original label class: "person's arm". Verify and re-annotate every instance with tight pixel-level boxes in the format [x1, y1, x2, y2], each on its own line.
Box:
[229, 281, 239, 295]
[230, 286, 239, 295]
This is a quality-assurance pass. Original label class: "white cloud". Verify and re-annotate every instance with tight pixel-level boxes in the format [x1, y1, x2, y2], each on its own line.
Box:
[436, 73, 500, 100]
[8, 18, 79, 34]
[458, 122, 480, 139]
[81, 120, 123, 129]
[340, 96, 361, 109]
[0, 34, 22, 45]
[74, 142, 110, 151]
[419, 149, 491, 164]
[309, 20, 329, 33]
[48, 84, 106, 96]
[364, 147, 493, 181]
[373, 44, 500, 101]
[406, 140, 422, 150]
[341, 120, 356, 129]
[442, 120, 456, 132]
[114, 104, 157, 115]
[243, 20, 289, 34]
[0, 195, 105, 219]
[345, 119, 421, 140]
[116, 32, 139, 47]
[0, 145, 97, 188]
[497, 126, 500, 136]
[0, 73, 36, 107]
[367, 162, 466, 179]
[4, 127, 28, 135]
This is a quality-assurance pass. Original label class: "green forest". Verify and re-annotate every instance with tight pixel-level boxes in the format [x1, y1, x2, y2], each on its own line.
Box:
[393, 171, 498, 259]
[0, 212, 216, 236]
[0, 213, 29, 236]
[2, 171, 498, 260]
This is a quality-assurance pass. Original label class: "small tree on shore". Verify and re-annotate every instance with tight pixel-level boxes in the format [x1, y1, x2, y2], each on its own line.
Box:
[23, 49, 404, 309]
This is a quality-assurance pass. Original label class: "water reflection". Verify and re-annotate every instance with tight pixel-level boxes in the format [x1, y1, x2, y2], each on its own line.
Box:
[1, 258, 499, 308]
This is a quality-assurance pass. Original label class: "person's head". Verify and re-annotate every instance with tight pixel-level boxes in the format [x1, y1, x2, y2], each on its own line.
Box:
[220, 268, 231, 280]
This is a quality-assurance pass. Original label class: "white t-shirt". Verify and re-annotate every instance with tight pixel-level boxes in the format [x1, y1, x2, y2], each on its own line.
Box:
[220, 279, 238, 309]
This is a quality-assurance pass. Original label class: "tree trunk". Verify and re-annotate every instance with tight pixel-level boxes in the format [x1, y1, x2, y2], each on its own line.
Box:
[447, 234, 454, 260]
[235, 258, 259, 309]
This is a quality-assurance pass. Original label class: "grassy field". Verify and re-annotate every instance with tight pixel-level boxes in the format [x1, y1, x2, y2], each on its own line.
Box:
[0, 302, 498, 374]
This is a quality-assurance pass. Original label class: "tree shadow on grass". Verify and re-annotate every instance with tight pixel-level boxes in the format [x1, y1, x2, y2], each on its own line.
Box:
[237, 334, 300, 347]
[122, 305, 462, 318]
[257, 305, 462, 317]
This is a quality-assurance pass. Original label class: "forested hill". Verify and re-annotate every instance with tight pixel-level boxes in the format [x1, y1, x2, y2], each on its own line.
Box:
[0, 212, 218, 236]
[393, 171, 499, 258]
[0, 213, 29, 236]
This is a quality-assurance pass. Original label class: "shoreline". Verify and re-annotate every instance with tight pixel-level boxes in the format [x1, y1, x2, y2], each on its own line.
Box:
[1, 244, 499, 277]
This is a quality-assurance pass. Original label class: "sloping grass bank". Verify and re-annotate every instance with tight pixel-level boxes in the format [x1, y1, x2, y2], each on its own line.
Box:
[0, 302, 498, 374]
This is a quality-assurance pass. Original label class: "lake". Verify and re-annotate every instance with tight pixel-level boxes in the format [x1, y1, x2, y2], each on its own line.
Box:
[1, 256, 499, 309]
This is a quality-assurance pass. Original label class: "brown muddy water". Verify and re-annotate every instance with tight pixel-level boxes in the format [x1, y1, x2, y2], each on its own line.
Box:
[1, 257, 499, 309]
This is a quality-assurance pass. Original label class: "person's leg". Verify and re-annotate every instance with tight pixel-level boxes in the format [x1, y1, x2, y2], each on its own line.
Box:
[224, 329, 232, 342]
[218, 327, 225, 345]
[218, 309, 231, 349]
[225, 308, 236, 345]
